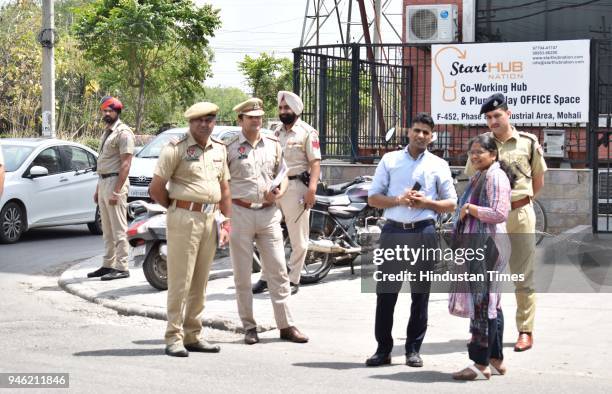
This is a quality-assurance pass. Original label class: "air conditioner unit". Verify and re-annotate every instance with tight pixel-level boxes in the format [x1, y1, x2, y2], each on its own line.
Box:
[406, 4, 458, 43]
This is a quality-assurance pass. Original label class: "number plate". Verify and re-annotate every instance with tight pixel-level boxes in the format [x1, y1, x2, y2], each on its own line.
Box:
[129, 189, 149, 198]
[132, 245, 145, 257]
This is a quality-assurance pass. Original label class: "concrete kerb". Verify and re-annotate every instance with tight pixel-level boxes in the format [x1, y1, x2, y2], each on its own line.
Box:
[57, 256, 268, 333]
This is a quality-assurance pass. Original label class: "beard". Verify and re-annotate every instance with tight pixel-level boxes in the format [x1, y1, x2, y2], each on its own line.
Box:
[279, 112, 297, 125]
[103, 115, 115, 124]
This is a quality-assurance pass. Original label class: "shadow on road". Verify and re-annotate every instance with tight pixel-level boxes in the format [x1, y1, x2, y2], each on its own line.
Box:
[293, 361, 366, 370]
[74, 348, 163, 357]
[369, 371, 461, 384]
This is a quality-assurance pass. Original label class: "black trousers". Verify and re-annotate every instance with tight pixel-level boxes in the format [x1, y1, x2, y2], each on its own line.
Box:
[374, 223, 436, 355]
[468, 308, 505, 366]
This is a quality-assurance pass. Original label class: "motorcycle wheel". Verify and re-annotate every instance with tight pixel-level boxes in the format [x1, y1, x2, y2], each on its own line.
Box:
[143, 243, 168, 290]
[299, 250, 332, 284]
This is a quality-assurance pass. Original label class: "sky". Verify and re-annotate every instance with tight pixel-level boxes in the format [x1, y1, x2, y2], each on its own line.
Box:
[199, 0, 404, 91]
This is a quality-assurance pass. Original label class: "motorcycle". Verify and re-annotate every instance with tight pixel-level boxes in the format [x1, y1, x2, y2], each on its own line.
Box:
[126, 201, 168, 290]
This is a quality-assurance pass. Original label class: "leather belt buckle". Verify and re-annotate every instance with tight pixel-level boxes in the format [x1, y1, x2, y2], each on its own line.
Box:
[250, 202, 263, 209]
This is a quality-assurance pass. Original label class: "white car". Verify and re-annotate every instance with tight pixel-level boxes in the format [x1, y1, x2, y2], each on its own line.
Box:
[0, 138, 102, 243]
[128, 126, 273, 202]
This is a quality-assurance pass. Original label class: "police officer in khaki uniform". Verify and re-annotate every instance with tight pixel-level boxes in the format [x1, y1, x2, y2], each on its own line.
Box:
[149, 102, 232, 357]
[227, 97, 308, 345]
[465, 93, 547, 352]
[252, 91, 321, 294]
[87, 96, 134, 281]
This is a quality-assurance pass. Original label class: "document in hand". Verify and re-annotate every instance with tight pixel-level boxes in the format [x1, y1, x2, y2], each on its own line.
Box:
[268, 159, 288, 192]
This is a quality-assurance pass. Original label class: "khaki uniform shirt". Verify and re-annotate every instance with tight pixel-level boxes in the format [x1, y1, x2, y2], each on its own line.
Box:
[0, 144, 4, 167]
[465, 126, 548, 201]
[97, 119, 135, 174]
[226, 131, 284, 202]
[154, 132, 229, 204]
[275, 119, 321, 176]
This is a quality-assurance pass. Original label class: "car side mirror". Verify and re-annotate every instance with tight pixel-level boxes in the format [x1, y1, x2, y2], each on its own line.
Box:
[28, 166, 49, 178]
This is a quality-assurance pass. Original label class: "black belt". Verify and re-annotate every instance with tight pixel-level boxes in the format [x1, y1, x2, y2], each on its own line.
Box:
[288, 175, 300, 180]
[386, 218, 435, 230]
[100, 172, 119, 179]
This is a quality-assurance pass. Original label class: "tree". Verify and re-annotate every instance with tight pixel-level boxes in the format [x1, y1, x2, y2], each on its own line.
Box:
[238, 53, 292, 115]
[202, 86, 248, 124]
[74, 0, 221, 132]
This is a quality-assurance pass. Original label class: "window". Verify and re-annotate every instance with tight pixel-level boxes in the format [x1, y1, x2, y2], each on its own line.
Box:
[476, 1, 612, 42]
[30, 147, 62, 175]
[0, 145, 35, 172]
[59, 146, 95, 171]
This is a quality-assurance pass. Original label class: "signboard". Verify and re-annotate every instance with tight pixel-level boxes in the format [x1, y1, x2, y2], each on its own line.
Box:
[431, 40, 590, 124]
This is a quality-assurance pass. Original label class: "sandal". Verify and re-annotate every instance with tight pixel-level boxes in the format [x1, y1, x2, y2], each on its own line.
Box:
[489, 359, 507, 376]
[452, 364, 491, 381]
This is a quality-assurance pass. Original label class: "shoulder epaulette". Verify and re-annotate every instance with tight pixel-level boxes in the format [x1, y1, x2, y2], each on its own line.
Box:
[210, 136, 223, 144]
[264, 134, 279, 142]
[170, 134, 188, 145]
[517, 131, 538, 142]
[224, 135, 240, 146]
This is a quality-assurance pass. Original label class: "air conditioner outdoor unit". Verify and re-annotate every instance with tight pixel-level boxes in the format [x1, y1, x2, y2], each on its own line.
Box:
[406, 4, 458, 43]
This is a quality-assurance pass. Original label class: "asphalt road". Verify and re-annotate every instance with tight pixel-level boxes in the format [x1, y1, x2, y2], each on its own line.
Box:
[0, 225, 104, 275]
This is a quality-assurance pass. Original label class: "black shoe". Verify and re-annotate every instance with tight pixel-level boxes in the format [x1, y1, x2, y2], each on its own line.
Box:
[365, 352, 391, 367]
[100, 269, 130, 281]
[252, 280, 268, 294]
[87, 267, 113, 278]
[290, 282, 299, 295]
[165, 343, 188, 357]
[184, 340, 220, 353]
[406, 352, 423, 367]
[244, 328, 259, 345]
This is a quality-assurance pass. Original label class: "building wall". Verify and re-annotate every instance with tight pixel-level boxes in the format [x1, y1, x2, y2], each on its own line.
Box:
[321, 162, 592, 234]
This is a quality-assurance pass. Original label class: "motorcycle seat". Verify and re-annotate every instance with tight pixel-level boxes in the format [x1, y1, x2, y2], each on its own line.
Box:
[319, 180, 357, 196]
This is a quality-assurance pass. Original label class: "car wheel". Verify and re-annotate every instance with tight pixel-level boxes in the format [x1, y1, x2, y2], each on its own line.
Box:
[0, 202, 25, 244]
[87, 206, 103, 235]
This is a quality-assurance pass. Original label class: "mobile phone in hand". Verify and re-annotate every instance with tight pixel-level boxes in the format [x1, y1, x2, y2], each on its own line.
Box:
[411, 181, 422, 192]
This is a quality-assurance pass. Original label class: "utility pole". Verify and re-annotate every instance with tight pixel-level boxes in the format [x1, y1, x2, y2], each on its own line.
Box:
[39, 0, 55, 138]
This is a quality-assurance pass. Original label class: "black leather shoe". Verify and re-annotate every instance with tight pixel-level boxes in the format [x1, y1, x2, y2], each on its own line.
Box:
[252, 280, 268, 294]
[244, 328, 259, 345]
[365, 352, 391, 367]
[87, 267, 113, 278]
[406, 352, 423, 367]
[165, 343, 188, 357]
[100, 270, 130, 281]
[184, 340, 220, 353]
[290, 282, 299, 295]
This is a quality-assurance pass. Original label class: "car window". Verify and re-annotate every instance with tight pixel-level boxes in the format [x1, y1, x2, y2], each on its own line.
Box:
[86, 151, 97, 168]
[59, 145, 94, 171]
[30, 147, 62, 175]
[0, 145, 35, 172]
[136, 133, 185, 158]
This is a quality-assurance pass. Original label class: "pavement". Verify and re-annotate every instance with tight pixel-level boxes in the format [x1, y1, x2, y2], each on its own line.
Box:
[57, 227, 612, 388]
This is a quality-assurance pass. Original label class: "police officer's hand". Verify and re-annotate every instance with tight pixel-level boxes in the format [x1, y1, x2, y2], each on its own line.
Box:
[264, 187, 281, 203]
[304, 189, 316, 208]
[219, 228, 230, 247]
[109, 193, 119, 206]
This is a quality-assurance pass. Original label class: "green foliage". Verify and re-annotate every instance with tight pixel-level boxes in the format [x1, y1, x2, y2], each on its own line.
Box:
[238, 53, 292, 115]
[202, 86, 249, 124]
[74, 0, 221, 133]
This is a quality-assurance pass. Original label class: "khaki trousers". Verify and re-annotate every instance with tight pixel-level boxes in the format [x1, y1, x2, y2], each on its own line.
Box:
[270, 180, 310, 284]
[229, 203, 294, 331]
[98, 177, 129, 271]
[165, 204, 217, 345]
[506, 201, 536, 333]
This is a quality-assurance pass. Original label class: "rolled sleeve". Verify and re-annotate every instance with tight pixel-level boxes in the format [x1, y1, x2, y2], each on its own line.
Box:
[154, 145, 178, 180]
[531, 141, 548, 177]
[221, 146, 230, 182]
[305, 131, 322, 162]
[118, 131, 135, 155]
[437, 165, 457, 201]
[368, 157, 389, 197]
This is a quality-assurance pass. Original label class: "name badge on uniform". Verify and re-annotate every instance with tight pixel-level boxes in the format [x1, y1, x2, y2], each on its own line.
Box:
[185, 146, 201, 161]
[238, 146, 248, 160]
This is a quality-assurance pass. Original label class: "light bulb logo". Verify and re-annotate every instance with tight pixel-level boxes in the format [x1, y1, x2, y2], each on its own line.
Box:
[434, 46, 467, 102]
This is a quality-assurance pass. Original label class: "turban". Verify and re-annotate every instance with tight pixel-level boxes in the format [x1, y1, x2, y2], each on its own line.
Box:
[277, 91, 303, 115]
[100, 96, 124, 111]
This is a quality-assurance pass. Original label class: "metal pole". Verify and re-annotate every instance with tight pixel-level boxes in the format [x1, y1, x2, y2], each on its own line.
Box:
[41, 0, 55, 138]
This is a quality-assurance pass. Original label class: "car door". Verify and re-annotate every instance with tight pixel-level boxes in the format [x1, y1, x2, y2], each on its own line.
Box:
[58, 145, 99, 222]
[24, 146, 68, 226]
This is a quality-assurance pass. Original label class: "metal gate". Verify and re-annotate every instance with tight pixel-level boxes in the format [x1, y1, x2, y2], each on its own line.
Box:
[592, 40, 612, 233]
